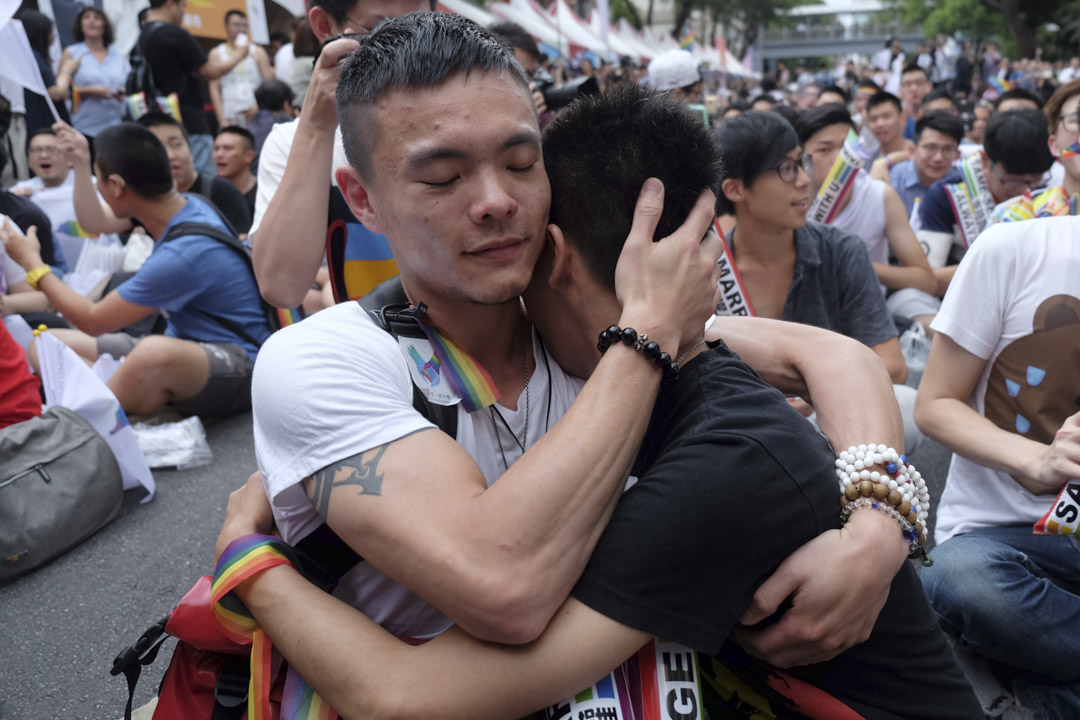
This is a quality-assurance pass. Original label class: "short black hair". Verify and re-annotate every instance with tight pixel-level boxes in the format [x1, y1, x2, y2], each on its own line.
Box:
[818, 85, 849, 104]
[337, 12, 528, 180]
[994, 87, 1044, 110]
[866, 90, 902, 114]
[136, 112, 189, 144]
[147, 0, 169, 9]
[94, 123, 174, 198]
[216, 125, 255, 151]
[255, 79, 294, 111]
[857, 78, 880, 92]
[984, 108, 1054, 175]
[723, 100, 749, 117]
[920, 87, 958, 111]
[72, 6, 114, 46]
[488, 21, 540, 62]
[715, 111, 799, 215]
[26, 127, 57, 153]
[269, 31, 290, 44]
[138, 7, 151, 23]
[225, 9, 246, 24]
[0, 134, 8, 175]
[543, 84, 722, 291]
[795, 104, 855, 145]
[914, 112, 964, 144]
[769, 102, 799, 126]
[901, 63, 929, 81]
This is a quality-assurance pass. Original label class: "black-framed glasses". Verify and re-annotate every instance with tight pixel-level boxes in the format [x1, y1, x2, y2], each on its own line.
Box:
[990, 161, 1042, 194]
[1059, 108, 1080, 133]
[772, 154, 813, 183]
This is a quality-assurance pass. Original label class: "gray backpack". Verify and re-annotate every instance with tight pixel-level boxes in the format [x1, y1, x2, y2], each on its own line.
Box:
[0, 406, 123, 585]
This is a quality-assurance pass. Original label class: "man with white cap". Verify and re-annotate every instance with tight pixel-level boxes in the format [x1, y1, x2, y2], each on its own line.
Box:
[647, 49, 702, 104]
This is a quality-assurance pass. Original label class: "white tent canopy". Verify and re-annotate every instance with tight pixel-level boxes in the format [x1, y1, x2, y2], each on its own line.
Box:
[438, 0, 496, 27]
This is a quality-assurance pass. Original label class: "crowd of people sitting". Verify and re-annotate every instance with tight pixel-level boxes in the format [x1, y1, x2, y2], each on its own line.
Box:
[1, 2, 1078, 719]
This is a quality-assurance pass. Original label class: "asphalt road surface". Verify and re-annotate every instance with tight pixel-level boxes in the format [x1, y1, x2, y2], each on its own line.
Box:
[0, 410, 954, 720]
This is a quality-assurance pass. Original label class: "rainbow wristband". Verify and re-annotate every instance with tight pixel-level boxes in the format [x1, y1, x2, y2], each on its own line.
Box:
[211, 534, 337, 720]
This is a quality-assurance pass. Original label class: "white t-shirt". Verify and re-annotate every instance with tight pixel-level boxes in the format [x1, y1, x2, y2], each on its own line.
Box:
[250, 119, 349, 237]
[273, 43, 294, 83]
[831, 172, 889, 266]
[931, 217, 1080, 543]
[252, 301, 583, 638]
[12, 171, 114, 266]
[213, 44, 261, 123]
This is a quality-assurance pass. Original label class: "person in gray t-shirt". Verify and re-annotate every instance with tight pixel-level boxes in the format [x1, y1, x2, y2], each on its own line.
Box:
[715, 110, 924, 451]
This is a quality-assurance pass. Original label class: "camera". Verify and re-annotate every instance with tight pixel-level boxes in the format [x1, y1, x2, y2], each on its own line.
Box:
[533, 69, 600, 112]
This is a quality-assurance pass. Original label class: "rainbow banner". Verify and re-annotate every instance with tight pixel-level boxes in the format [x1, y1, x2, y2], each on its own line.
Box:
[124, 91, 182, 122]
[809, 129, 870, 224]
[988, 76, 1014, 95]
[211, 534, 337, 720]
[996, 185, 1080, 223]
[276, 306, 304, 327]
[1035, 482, 1080, 536]
[414, 319, 500, 412]
[943, 152, 995, 247]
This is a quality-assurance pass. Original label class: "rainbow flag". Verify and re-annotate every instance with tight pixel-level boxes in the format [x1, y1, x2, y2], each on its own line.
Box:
[59, 220, 98, 239]
[988, 76, 1014, 94]
[276, 306, 304, 327]
[414, 319, 500, 412]
[1063, 141, 1080, 159]
[679, 29, 695, 49]
[71, 86, 81, 116]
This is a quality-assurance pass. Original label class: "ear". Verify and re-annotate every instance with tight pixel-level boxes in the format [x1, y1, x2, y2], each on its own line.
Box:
[545, 223, 574, 288]
[336, 166, 380, 232]
[907, 142, 916, 160]
[1048, 134, 1061, 159]
[979, 148, 990, 174]
[308, 6, 335, 43]
[243, 148, 256, 164]
[721, 177, 746, 205]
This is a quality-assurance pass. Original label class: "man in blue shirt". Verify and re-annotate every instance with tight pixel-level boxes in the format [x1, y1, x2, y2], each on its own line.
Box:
[0, 122, 270, 417]
[888, 112, 965, 221]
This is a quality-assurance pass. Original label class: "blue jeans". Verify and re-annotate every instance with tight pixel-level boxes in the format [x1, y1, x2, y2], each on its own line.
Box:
[921, 525, 1080, 717]
[188, 133, 216, 176]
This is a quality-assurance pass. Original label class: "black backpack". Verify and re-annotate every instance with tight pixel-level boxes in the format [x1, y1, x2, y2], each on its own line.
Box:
[159, 221, 281, 348]
[125, 21, 168, 99]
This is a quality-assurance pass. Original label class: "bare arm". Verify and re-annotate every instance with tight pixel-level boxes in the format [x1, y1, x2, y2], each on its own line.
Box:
[0, 223, 154, 335]
[867, 335, 907, 383]
[1, 286, 50, 315]
[208, 75, 226, 129]
[251, 37, 360, 308]
[54, 122, 133, 235]
[196, 43, 250, 81]
[931, 264, 958, 297]
[298, 187, 722, 644]
[255, 45, 274, 81]
[915, 332, 1080, 494]
[874, 186, 937, 295]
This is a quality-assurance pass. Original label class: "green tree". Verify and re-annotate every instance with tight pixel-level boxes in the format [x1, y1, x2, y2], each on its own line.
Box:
[890, 0, 1059, 57]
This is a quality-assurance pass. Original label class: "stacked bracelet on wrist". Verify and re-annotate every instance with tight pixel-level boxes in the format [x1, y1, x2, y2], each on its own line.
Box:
[835, 444, 932, 565]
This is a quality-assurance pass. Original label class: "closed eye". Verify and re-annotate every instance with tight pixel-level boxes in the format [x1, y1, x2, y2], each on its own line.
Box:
[509, 162, 537, 173]
[422, 177, 459, 188]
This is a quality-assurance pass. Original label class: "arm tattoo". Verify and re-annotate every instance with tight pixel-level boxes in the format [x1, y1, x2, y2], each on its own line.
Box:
[307, 444, 389, 521]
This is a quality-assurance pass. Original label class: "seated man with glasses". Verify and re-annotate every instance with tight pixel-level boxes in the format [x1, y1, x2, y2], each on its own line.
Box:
[907, 108, 1054, 329]
[888, 112, 966, 220]
[992, 80, 1080, 224]
[714, 110, 925, 451]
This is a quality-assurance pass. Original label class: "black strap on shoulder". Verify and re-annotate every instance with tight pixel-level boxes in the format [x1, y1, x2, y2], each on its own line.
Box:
[358, 277, 459, 438]
[161, 221, 267, 347]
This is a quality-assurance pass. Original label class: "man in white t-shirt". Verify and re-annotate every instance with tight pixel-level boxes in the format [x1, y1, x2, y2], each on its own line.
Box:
[914, 217, 1080, 714]
[249, 0, 435, 308]
[222, 13, 923, 698]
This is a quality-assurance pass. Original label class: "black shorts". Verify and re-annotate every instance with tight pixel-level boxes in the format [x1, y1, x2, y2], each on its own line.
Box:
[96, 334, 254, 417]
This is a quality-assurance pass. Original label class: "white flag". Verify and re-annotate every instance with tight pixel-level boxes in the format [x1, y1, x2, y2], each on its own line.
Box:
[0, 20, 62, 122]
[35, 331, 156, 501]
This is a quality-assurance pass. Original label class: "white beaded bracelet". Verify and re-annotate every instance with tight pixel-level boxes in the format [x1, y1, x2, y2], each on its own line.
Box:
[834, 444, 932, 565]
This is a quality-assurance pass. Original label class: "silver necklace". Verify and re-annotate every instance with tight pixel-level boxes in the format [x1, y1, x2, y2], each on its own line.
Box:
[490, 332, 531, 470]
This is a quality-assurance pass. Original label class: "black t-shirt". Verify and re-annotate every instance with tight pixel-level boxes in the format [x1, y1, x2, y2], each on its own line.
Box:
[142, 22, 210, 136]
[0, 190, 61, 271]
[243, 183, 257, 219]
[571, 343, 981, 720]
[193, 174, 252, 235]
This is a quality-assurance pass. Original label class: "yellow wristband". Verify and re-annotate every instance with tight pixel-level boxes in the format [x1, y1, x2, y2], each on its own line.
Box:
[25, 265, 53, 290]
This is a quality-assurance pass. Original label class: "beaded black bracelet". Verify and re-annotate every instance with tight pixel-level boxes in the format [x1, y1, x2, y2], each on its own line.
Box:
[597, 325, 681, 385]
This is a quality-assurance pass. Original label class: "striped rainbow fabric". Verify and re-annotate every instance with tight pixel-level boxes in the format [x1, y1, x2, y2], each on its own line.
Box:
[414, 319, 500, 412]
[211, 534, 337, 720]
